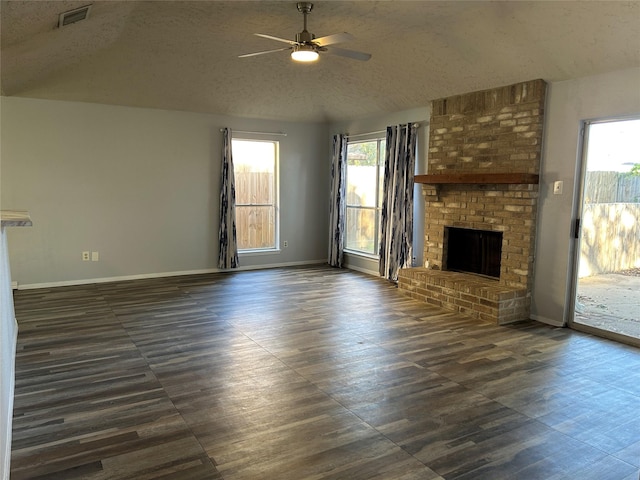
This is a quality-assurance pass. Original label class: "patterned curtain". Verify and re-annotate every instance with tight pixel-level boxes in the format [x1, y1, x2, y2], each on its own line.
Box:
[328, 134, 347, 267]
[218, 128, 239, 269]
[379, 124, 418, 281]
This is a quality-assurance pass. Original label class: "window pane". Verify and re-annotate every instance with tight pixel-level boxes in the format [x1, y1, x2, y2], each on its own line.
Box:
[347, 164, 377, 207]
[235, 170, 274, 205]
[347, 141, 378, 165]
[236, 205, 275, 250]
[233, 140, 275, 173]
[346, 207, 377, 254]
[347, 141, 379, 208]
[233, 140, 275, 205]
[232, 139, 278, 252]
[345, 138, 385, 256]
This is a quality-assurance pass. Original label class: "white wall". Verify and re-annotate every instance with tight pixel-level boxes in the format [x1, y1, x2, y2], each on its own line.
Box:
[329, 107, 430, 275]
[0, 97, 330, 287]
[532, 67, 640, 326]
[0, 228, 18, 478]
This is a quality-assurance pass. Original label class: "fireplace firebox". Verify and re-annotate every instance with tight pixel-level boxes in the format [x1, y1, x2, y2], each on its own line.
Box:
[444, 227, 503, 278]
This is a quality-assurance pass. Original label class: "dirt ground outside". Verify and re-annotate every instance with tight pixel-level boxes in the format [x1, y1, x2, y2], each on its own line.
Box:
[575, 268, 640, 339]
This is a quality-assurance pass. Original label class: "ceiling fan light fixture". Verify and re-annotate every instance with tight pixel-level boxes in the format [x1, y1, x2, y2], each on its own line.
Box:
[291, 45, 319, 62]
[241, 3, 370, 63]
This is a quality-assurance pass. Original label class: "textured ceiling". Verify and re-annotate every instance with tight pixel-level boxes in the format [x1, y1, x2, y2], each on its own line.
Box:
[1, 0, 639, 122]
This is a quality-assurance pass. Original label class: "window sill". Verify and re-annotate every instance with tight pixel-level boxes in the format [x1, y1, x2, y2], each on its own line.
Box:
[239, 249, 281, 257]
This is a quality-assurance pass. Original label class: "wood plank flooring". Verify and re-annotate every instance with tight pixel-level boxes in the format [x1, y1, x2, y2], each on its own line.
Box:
[10, 266, 640, 479]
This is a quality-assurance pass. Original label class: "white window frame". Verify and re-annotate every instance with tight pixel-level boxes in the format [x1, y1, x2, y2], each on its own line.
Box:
[232, 138, 280, 254]
[344, 137, 386, 258]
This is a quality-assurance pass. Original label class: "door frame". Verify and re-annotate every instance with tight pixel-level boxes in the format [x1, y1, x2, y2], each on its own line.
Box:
[567, 115, 640, 347]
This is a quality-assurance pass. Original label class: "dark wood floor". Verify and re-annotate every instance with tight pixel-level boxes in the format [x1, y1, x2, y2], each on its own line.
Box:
[10, 266, 640, 479]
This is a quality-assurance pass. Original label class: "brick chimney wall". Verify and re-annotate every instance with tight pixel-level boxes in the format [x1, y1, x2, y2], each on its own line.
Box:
[423, 80, 547, 295]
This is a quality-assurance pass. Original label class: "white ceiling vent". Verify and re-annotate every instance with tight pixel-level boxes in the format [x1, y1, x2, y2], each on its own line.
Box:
[58, 5, 92, 28]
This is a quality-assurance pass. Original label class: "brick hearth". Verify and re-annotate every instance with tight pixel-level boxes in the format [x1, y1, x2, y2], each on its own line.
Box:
[398, 79, 547, 324]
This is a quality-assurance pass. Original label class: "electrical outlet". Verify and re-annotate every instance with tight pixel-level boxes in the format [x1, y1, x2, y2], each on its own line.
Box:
[82, 251, 90, 261]
[553, 180, 563, 195]
[283, 241, 288, 247]
[91, 251, 99, 261]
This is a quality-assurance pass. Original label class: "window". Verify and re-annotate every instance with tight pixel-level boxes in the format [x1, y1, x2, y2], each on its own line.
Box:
[345, 138, 386, 255]
[232, 139, 279, 251]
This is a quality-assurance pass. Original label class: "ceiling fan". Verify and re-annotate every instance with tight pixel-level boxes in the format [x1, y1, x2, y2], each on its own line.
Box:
[239, 2, 371, 63]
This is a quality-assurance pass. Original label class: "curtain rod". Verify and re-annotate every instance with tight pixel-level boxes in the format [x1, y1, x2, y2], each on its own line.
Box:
[220, 129, 287, 137]
[346, 123, 421, 139]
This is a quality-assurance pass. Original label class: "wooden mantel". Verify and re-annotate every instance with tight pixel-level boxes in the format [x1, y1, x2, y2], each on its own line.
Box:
[414, 173, 539, 185]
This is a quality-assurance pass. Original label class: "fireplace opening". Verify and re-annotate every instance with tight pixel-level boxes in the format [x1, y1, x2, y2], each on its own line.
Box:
[444, 227, 503, 278]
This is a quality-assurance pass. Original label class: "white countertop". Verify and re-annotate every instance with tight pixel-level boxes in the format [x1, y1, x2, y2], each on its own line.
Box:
[0, 210, 32, 227]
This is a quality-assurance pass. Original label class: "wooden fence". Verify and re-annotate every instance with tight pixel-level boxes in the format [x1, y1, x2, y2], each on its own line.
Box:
[584, 171, 640, 203]
[579, 203, 640, 277]
[234, 171, 275, 250]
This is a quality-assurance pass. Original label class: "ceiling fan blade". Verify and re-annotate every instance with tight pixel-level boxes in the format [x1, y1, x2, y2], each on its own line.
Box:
[314, 32, 354, 47]
[254, 33, 296, 45]
[325, 46, 371, 62]
[238, 47, 291, 58]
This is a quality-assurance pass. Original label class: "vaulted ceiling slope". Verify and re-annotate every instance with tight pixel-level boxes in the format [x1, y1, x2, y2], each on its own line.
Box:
[2, 1, 639, 122]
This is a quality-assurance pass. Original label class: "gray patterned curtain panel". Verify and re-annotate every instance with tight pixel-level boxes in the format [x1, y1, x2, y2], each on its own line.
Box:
[218, 128, 239, 269]
[379, 124, 418, 281]
[328, 134, 347, 267]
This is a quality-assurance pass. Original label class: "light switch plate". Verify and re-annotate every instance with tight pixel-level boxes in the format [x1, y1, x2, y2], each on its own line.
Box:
[553, 181, 563, 195]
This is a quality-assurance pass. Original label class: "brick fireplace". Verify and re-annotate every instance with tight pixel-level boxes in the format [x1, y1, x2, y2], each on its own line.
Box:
[398, 79, 546, 324]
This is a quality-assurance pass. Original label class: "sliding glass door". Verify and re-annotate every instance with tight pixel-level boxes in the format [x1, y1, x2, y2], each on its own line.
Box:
[570, 117, 640, 344]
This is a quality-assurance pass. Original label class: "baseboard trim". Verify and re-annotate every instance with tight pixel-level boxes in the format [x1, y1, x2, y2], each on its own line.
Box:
[17, 259, 327, 290]
[530, 314, 565, 327]
[18, 269, 219, 290]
